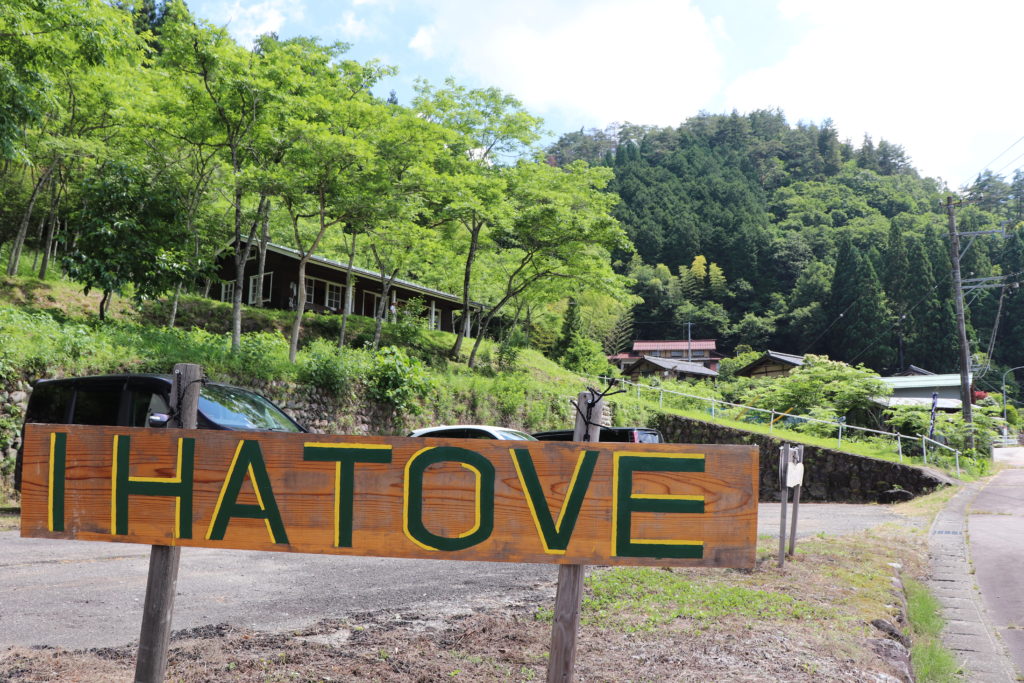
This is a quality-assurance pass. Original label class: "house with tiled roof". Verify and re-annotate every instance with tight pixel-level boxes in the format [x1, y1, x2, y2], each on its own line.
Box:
[624, 356, 719, 382]
[609, 339, 721, 372]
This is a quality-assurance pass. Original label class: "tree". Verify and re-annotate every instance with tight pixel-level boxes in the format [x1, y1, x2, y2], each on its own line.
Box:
[62, 160, 188, 319]
[740, 355, 890, 422]
[413, 78, 543, 361]
[159, 2, 282, 352]
[465, 161, 627, 367]
[552, 298, 583, 361]
[0, 0, 143, 161]
[825, 233, 892, 370]
[272, 38, 392, 361]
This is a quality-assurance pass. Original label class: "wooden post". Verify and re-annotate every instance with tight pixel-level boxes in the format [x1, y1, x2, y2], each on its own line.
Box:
[134, 363, 201, 683]
[778, 444, 789, 569]
[547, 390, 603, 683]
[788, 484, 801, 557]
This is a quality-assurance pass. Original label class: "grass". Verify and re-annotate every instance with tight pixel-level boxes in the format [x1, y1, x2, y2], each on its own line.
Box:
[904, 577, 961, 682]
[583, 566, 830, 631]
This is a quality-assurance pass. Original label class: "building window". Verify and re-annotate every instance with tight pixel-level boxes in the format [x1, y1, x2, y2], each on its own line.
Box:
[305, 281, 315, 305]
[692, 350, 705, 358]
[221, 281, 235, 302]
[670, 350, 683, 358]
[326, 283, 342, 310]
[649, 350, 660, 357]
[248, 272, 272, 305]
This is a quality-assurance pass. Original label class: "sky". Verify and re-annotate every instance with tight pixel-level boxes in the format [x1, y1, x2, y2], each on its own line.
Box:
[186, 0, 1024, 188]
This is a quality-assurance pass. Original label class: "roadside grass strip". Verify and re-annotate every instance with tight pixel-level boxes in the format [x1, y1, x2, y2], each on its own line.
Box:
[582, 567, 829, 631]
[904, 577, 961, 682]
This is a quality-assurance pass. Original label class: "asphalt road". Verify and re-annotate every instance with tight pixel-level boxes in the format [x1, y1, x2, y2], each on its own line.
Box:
[968, 453, 1024, 676]
[0, 503, 915, 650]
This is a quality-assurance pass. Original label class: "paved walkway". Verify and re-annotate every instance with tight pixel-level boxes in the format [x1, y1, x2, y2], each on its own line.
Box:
[928, 447, 1024, 682]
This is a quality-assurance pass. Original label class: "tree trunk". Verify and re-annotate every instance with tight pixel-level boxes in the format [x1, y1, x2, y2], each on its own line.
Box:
[99, 290, 111, 321]
[30, 210, 45, 273]
[38, 174, 62, 279]
[7, 168, 52, 277]
[230, 191, 263, 352]
[288, 257, 309, 363]
[338, 230, 357, 349]
[467, 311, 493, 368]
[450, 219, 481, 360]
[168, 282, 182, 328]
[255, 199, 271, 308]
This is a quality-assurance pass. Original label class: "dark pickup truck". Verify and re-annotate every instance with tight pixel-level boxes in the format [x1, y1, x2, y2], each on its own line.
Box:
[531, 426, 664, 443]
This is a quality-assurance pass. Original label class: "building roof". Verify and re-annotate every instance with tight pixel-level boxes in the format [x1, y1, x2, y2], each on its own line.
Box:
[249, 242, 484, 308]
[879, 374, 968, 391]
[626, 355, 719, 377]
[735, 351, 805, 376]
[871, 396, 962, 410]
[633, 340, 717, 352]
[892, 365, 936, 376]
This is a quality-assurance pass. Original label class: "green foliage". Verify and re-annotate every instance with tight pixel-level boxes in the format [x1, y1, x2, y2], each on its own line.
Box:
[62, 161, 191, 317]
[739, 355, 889, 419]
[297, 338, 367, 397]
[717, 350, 762, 380]
[559, 332, 614, 376]
[495, 327, 526, 373]
[366, 346, 431, 415]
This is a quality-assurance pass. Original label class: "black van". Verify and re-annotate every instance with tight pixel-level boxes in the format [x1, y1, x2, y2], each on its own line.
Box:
[531, 427, 664, 444]
[15, 374, 304, 489]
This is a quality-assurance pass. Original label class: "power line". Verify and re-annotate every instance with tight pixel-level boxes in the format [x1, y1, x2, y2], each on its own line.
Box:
[967, 133, 1024, 186]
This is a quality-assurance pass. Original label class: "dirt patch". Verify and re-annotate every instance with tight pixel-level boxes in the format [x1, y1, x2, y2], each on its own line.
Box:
[0, 527, 924, 682]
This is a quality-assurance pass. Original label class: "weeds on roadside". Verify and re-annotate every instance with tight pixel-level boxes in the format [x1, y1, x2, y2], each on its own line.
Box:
[904, 577, 960, 682]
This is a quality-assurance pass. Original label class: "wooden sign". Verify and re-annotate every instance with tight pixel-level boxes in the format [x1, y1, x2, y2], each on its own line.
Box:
[20, 424, 759, 568]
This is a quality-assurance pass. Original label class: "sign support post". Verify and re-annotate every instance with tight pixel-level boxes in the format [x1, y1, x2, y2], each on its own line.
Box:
[777, 444, 805, 566]
[547, 390, 603, 683]
[778, 444, 789, 568]
[787, 445, 804, 557]
[134, 363, 202, 683]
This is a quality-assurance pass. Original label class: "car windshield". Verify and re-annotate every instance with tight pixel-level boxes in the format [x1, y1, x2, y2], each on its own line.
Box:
[494, 429, 537, 441]
[199, 384, 300, 432]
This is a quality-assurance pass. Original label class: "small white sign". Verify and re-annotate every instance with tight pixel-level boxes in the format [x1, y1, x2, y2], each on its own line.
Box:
[786, 462, 804, 488]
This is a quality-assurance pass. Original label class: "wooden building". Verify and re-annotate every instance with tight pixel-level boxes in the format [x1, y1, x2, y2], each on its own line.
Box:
[734, 351, 805, 378]
[610, 339, 722, 372]
[214, 242, 483, 334]
[624, 356, 719, 382]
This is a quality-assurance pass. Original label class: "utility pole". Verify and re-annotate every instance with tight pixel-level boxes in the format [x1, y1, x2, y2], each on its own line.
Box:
[685, 322, 693, 363]
[946, 196, 974, 448]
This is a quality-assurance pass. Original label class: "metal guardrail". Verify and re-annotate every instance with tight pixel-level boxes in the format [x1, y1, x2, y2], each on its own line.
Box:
[596, 375, 965, 472]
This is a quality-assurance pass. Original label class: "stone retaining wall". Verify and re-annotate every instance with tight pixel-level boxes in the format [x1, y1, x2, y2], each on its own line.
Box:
[654, 413, 956, 503]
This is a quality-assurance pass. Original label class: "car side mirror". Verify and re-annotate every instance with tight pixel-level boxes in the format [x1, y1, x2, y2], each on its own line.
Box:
[148, 413, 170, 428]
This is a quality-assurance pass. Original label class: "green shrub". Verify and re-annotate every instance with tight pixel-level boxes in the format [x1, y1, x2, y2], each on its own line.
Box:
[560, 333, 614, 376]
[493, 373, 529, 421]
[366, 346, 431, 415]
[297, 339, 367, 397]
[230, 331, 292, 381]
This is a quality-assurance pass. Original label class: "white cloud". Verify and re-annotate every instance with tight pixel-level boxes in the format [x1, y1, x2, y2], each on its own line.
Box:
[338, 10, 370, 40]
[408, 25, 437, 59]
[203, 0, 305, 47]
[724, 0, 1024, 185]
[405, 0, 722, 129]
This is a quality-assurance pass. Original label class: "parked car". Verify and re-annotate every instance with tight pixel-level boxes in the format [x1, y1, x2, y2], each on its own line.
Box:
[408, 425, 537, 440]
[531, 427, 664, 443]
[15, 373, 305, 490]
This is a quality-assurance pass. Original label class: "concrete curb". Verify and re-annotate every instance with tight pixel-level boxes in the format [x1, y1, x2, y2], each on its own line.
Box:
[928, 481, 1018, 682]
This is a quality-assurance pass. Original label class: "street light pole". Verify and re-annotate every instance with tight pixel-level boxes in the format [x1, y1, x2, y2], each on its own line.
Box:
[1002, 366, 1024, 422]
